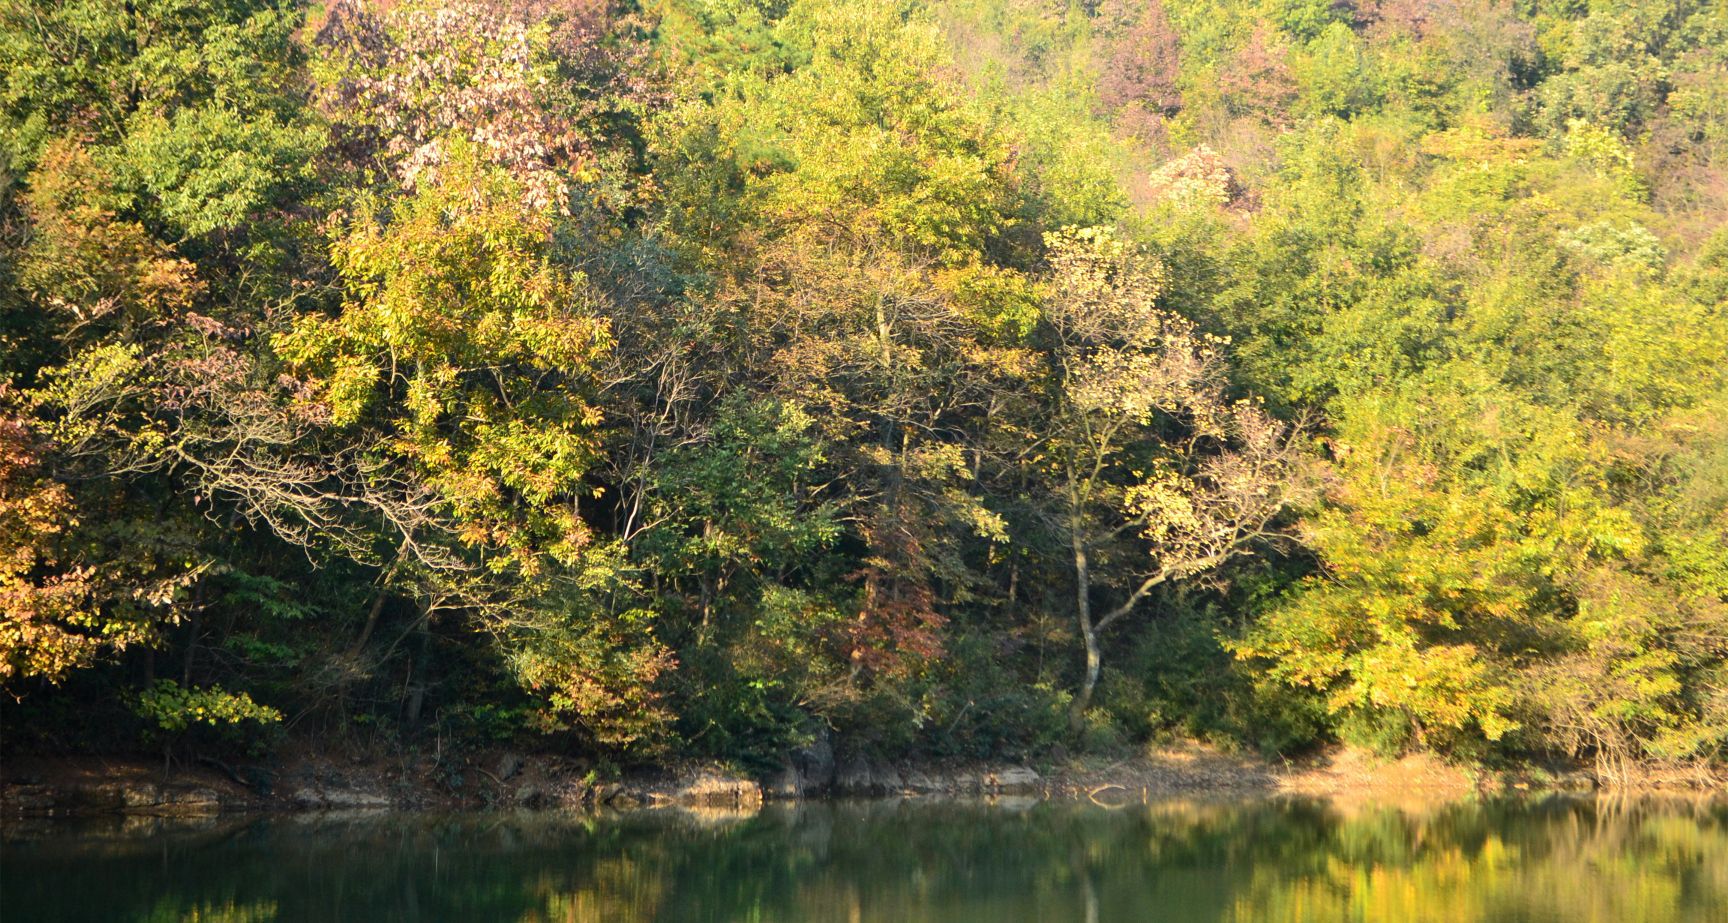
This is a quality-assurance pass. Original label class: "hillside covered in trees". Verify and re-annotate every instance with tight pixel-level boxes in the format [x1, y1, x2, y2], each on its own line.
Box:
[3, 0, 1726, 781]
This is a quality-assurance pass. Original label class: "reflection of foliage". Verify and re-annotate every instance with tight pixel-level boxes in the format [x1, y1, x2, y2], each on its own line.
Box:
[13, 802, 1728, 923]
[144, 899, 279, 923]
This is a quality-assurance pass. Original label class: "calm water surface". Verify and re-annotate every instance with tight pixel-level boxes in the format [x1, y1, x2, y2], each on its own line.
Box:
[5, 796, 1728, 922]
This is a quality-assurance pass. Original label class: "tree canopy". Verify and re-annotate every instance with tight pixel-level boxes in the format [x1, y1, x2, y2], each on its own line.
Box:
[3, 0, 1726, 778]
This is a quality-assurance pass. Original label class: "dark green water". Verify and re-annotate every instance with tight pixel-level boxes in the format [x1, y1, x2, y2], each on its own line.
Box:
[5, 797, 1728, 922]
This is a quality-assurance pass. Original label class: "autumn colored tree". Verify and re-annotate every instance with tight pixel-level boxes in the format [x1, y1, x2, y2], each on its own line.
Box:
[0, 411, 108, 683]
[1097, 0, 1183, 136]
[1028, 228, 1308, 731]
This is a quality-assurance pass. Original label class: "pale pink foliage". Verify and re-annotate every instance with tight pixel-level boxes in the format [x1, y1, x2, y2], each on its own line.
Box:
[315, 0, 602, 211]
[1146, 144, 1239, 209]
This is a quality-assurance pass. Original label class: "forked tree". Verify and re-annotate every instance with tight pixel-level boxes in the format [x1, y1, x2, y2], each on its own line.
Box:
[1033, 228, 1310, 731]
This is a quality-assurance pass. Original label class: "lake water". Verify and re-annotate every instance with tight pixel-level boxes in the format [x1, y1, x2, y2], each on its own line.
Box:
[5, 796, 1728, 922]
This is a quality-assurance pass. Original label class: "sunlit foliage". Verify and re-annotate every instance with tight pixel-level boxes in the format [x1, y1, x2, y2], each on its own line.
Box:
[2, 0, 1725, 774]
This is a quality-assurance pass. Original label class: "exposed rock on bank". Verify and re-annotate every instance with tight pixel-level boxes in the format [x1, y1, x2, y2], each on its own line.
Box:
[7, 743, 1709, 818]
[2, 761, 257, 817]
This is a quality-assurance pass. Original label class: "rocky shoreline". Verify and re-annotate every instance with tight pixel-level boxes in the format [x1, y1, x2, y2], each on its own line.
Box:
[5, 743, 1718, 820]
[0, 751, 1051, 818]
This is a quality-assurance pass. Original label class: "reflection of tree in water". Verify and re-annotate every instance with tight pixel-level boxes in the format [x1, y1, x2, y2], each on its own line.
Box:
[6, 800, 1728, 922]
[519, 852, 667, 923]
[142, 898, 278, 923]
[1225, 799, 1728, 923]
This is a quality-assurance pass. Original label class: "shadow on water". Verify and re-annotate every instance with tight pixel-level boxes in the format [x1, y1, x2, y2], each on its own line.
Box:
[5, 795, 1728, 922]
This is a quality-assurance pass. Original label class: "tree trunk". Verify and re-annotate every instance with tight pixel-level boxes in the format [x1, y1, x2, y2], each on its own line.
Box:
[1068, 525, 1099, 735]
[350, 588, 388, 656]
[182, 581, 206, 686]
[350, 553, 403, 657]
[403, 604, 431, 726]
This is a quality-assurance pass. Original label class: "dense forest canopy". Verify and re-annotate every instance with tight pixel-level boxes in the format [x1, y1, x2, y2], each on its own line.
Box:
[2, 0, 1726, 777]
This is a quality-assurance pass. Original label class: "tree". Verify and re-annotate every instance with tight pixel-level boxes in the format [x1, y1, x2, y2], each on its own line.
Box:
[1216, 25, 1299, 124]
[1097, 0, 1183, 136]
[1, 0, 326, 708]
[1030, 228, 1308, 731]
[0, 410, 109, 683]
[649, 0, 1033, 704]
[312, 0, 622, 211]
[272, 141, 675, 744]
